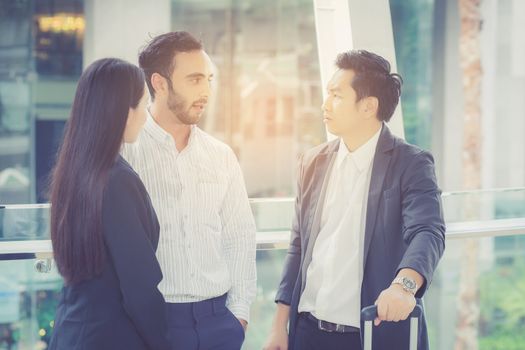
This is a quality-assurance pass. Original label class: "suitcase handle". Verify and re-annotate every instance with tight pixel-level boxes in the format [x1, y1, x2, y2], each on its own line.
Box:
[361, 305, 422, 350]
[361, 304, 422, 321]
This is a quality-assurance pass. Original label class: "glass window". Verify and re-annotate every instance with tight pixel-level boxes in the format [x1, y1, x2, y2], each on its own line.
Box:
[0, 0, 84, 204]
[390, 0, 525, 191]
[171, 0, 326, 197]
[390, 0, 434, 150]
[34, 0, 84, 77]
[0, 0, 33, 204]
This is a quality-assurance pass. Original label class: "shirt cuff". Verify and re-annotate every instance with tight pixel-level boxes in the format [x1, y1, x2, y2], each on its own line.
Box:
[227, 300, 251, 323]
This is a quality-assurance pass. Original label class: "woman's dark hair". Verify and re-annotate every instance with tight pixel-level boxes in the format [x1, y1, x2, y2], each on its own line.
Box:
[50, 58, 145, 285]
[335, 50, 403, 122]
[139, 31, 202, 100]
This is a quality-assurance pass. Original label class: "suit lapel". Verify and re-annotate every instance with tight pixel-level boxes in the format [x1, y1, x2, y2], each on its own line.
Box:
[303, 152, 335, 250]
[362, 125, 395, 269]
[299, 142, 338, 288]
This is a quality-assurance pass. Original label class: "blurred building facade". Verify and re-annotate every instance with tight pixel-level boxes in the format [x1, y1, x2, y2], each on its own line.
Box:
[1, 0, 524, 204]
[1, 1, 525, 349]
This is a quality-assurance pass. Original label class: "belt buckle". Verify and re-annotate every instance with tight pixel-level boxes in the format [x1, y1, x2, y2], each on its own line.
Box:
[318, 319, 331, 332]
[318, 319, 346, 333]
[318, 319, 339, 332]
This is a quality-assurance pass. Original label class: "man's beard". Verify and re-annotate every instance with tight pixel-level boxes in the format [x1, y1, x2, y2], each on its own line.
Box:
[166, 86, 203, 125]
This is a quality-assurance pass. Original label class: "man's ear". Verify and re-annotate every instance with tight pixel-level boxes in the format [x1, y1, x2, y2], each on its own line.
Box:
[151, 73, 167, 97]
[362, 96, 379, 119]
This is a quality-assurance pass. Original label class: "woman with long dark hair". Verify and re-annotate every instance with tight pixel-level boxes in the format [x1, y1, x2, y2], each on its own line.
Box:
[48, 58, 170, 350]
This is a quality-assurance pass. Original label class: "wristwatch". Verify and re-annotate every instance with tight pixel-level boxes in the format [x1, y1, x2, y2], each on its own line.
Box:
[391, 276, 417, 295]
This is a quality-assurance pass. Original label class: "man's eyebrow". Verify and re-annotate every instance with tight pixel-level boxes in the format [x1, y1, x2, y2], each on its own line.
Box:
[185, 73, 214, 79]
[185, 73, 205, 79]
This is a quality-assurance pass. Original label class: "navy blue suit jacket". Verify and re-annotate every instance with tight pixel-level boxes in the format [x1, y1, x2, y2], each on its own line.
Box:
[275, 125, 446, 350]
[49, 157, 170, 350]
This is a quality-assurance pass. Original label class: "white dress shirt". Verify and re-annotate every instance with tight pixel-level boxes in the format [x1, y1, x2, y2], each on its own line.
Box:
[298, 128, 381, 327]
[121, 116, 256, 321]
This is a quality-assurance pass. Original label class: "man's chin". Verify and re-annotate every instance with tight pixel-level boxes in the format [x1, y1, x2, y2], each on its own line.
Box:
[181, 114, 201, 125]
[326, 127, 339, 136]
[191, 112, 203, 123]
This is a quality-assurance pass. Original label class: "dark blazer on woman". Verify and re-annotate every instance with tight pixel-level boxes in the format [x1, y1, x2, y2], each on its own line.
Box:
[49, 156, 170, 350]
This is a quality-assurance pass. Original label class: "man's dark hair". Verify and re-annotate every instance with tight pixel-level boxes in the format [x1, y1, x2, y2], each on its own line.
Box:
[139, 31, 203, 99]
[335, 50, 403, 122]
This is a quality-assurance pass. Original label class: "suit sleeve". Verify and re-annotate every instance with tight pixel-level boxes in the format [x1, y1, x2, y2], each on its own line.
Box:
[102, 171, 170, 350]
[397, 150, 446, 298]
[275, 154, 304, 305]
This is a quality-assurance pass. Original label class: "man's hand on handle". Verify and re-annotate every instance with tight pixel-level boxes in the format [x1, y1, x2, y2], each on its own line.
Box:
[374, 284, 416, 326]
[374, 268, 423, 326]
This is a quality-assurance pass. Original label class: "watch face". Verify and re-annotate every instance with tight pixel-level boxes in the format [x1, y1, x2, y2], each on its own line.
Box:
[403, 278, 416, 290]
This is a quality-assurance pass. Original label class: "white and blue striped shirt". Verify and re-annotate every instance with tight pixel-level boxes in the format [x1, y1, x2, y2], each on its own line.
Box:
[121, 115, 257, 322]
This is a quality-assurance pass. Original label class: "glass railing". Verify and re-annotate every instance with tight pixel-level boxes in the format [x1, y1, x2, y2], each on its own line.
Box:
[2, 187, 525, 242]
[1, 188, 525, 349]
[249, 234, 525, 350]
[0, 258, 61, 349]
[0, 204, 50, 242]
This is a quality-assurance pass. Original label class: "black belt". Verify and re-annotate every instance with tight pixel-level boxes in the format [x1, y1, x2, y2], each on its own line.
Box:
[301, 312, 360, 333]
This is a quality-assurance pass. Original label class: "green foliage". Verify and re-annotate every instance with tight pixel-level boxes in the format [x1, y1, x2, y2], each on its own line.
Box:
[479, 330, 525, 350]
[479, 260, 525, 349]
[36, 291, 60, 345]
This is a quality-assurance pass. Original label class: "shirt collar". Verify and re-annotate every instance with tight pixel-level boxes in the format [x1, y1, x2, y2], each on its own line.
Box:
[335, 126, 382, 173]
[144, 113, 197, 148]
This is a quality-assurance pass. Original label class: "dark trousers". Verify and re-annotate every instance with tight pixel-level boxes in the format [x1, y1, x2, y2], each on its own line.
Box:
[166, 294, 245, 350]
[293, 313, 362, 350]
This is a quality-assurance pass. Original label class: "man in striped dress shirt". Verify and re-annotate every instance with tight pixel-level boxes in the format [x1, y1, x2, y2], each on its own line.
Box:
[121, 31, 256, 350]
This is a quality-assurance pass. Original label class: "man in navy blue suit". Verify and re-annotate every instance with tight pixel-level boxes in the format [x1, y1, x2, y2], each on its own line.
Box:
[263, 50, 445, 350]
